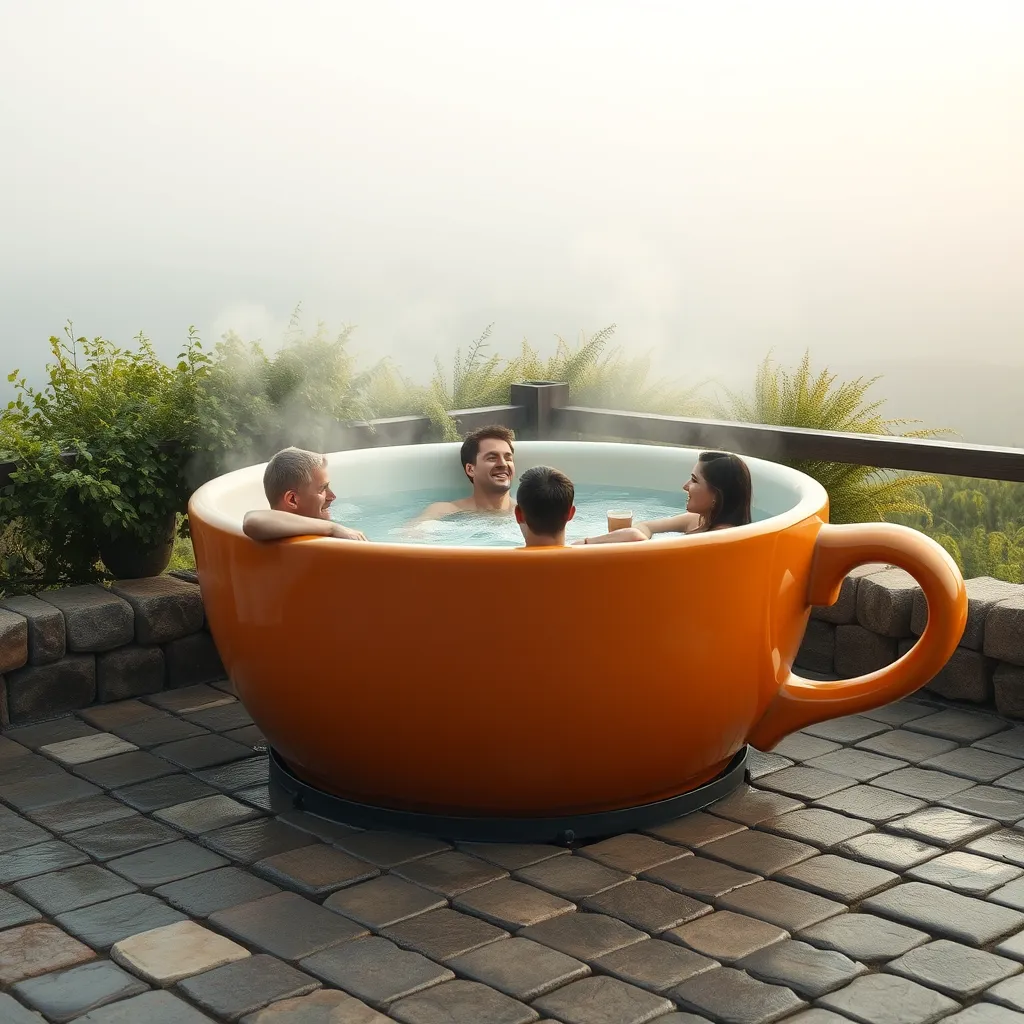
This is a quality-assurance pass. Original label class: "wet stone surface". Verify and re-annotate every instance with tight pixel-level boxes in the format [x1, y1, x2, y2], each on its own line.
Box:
[176, 953, 320, 1021]
[863, 881, 1024, 944]
[518, 911, 646, 963]
[837, 831, 943, 871]
[323, 874, 447, 930]
[11, 958, 148, 1021]
[715, 878, 846, 932]
[388, 978, 538, 1024]
[514, 853, 631, 901]
[671, 966, 806, 1024]
[6, 695, 1024, 1022]
[906, 850, 1024, 896]
[798, 912, 930, 963]
[156, 865, 282, 918]
[700, 829, 817, 876]
[665, 910, 788, 964]
[211, 890, 368, 961]
[591, 937, 716, 993]
[381, 907, 508, 962]
[301, 933, 454, 1008]
[449, 936, 588, 1002]
[738, 939, 867, 997]
[56, 892, 188, 950]
[887, 806, 998, 847]
[452, 877, 575, 930]
[774, 853, 899, 902]
[12, 862, 137, 915]
[581, 878, 712, 933]
[645, 809, 747, 847]
[0, 921, 96, 985]
[533, 974, 674, 1024]
[817, 973, 959, 1024]
[760, 807, 874, 848]
[887, 938, 1021, 999]
[642, 853, 762, 902]
[872, 767, 978, 801]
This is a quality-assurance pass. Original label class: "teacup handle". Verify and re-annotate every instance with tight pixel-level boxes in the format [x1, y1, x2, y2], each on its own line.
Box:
[747, 522, 967, 752]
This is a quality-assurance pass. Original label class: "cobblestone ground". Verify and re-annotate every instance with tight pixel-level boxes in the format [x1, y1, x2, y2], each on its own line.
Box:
[4, 686, 1024, 1022]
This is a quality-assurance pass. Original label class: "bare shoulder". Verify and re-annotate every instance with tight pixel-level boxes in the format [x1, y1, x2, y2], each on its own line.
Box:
[643, 511, 700, 536]
[678, 512, 703, 534]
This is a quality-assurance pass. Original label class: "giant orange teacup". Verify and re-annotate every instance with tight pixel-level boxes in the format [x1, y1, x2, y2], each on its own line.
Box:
[188, 441, 966, 831]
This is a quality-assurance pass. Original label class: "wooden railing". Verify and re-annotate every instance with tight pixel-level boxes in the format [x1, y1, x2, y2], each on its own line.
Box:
[3, 380, 1024, 485]
[516, 382, 1024, 484]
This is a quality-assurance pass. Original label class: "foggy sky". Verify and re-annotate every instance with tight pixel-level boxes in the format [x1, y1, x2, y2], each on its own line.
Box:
[1, 1, 1022, 437]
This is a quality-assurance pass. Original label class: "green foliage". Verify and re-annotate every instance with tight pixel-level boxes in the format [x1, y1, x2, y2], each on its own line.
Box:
[720, 351, 947, 524]
[191, 308, 377, 471]
[362, 360, 429, 419]
[423, 325, 525, 440]
[9, 312, 1018, 591]
[899, 476, 1024, 582]
[167, 521, 198, 573]
[520, 326, 708, 416]
[424, 324, 707, 440]
[0, 324, 209, 589]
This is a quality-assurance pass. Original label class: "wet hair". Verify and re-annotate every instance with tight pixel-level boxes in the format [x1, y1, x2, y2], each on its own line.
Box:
[697, 451, 752, 530]
[460, 424, 515, 480]
[263, 447, 326, 507]
[516, 466, 575, 536]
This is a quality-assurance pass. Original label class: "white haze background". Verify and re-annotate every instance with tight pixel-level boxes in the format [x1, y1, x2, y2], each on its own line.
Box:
[1, 0, 1022, 440]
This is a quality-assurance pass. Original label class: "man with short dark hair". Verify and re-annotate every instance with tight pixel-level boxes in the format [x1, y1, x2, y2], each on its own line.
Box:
[415, 424, 516, 522]
[242, 447, 367, 542]
[514, 466, 576, 547]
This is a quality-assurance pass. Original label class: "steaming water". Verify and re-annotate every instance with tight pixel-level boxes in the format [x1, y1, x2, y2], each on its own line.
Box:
[330, 484, 770, 547]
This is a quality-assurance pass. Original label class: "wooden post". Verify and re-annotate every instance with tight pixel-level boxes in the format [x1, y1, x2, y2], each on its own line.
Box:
[509, 381, 570, 440]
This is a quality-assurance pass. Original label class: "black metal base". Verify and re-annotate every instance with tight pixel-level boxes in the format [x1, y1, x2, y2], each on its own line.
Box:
[268, 745, 750, 845]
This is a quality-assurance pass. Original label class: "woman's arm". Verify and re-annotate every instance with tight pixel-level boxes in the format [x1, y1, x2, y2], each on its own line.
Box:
[574, 527, 649, 546]
[632, 512, 700, 539]
[576, 512, 699, 546]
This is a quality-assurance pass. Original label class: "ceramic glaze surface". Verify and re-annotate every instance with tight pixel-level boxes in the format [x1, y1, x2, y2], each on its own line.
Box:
[189, 441, 967, 817]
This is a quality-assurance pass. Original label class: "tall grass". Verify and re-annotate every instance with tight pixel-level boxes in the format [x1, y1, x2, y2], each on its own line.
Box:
[424, 324, 707, 439]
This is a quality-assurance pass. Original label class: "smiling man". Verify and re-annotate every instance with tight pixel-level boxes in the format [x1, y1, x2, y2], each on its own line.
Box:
[415, 425, 516, 522]
[241, 447, 367, 542]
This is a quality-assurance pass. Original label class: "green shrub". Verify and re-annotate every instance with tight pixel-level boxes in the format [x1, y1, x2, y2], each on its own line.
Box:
[0, 324, 208, 589]
[3, 315, 980, 591]
[423, 324, 707, 440]
[720, 351, 946, 524]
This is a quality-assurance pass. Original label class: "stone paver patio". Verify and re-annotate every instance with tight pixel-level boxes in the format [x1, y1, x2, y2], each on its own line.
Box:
[4, 685, 1024, 1022]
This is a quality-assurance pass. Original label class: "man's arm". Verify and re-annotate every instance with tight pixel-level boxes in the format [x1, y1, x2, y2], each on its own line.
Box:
[410, 501, 460, 525]
[242, 511, 367, 542]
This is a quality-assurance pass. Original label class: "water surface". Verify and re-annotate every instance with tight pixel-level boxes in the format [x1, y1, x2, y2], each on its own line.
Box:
[330, 483, 768, 547]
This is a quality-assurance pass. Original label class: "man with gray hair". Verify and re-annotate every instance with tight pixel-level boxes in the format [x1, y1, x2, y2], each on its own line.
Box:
[242, 447, 367, 542]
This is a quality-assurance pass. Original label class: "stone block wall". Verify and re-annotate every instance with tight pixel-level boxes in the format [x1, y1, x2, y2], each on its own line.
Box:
[796, 568, 1024, 719]
[0, 576, 224, 727]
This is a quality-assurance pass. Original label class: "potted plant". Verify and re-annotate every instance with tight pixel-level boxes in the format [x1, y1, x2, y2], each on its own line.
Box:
[0, 324, 209, 585]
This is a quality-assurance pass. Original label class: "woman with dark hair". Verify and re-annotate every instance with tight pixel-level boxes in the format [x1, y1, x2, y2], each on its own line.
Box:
[580, 450, 752, 545]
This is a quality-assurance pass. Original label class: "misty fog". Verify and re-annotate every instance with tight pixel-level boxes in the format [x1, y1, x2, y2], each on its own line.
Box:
[1, 1, 1021, 442]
